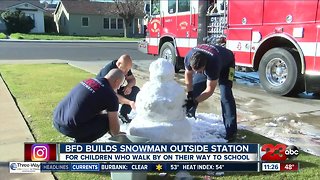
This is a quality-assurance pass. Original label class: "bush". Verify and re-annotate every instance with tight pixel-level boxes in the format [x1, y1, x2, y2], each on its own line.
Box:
[9, 33, 24, 39]
[1, 10, 35, 35]
[0, 32, 7, 39]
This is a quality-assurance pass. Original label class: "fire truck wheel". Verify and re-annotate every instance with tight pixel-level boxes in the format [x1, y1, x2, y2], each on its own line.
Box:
[160, 42, 180, 72]
[259, 47, 302, 96]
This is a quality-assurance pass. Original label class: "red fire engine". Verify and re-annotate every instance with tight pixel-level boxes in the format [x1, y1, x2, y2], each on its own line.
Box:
[138, 0, 320, 96]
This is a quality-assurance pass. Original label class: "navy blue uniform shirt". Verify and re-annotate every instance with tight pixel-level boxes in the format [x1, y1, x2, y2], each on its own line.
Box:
[96, 60, 133, 79]
[53, 78, 118, 127]
[184, 44, 235, 81]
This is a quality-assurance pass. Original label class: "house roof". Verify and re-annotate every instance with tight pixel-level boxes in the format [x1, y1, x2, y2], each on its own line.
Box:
[57, 0, 144, 16]
[0, 0, 44, 11]
[60, 0, 117, 15]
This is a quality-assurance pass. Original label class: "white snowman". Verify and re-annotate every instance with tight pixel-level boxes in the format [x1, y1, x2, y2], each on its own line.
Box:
[127, 58, 192, 142]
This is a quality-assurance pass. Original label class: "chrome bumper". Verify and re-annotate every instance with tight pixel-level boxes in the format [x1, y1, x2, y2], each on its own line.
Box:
[138, 40, 148, 54]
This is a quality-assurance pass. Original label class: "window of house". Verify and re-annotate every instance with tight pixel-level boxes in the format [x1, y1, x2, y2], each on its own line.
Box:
[168, 0, 176, 14]
[117, 18, 123, 29]
[111, 18, 116, 29]
[64, 17, 66, 26]
[103, 18, 109, 29]
[178, 0, 190, 12]
[82, 17, 89, 27]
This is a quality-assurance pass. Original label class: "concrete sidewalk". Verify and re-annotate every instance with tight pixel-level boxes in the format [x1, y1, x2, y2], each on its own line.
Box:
[0, 76, 55, 180]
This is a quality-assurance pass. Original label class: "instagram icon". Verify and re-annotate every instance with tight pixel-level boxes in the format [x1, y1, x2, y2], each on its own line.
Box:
[31, 144, 50, 161]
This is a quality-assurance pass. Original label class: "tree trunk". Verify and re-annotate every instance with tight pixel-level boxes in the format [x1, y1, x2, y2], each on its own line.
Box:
[124, 18, 133, 38]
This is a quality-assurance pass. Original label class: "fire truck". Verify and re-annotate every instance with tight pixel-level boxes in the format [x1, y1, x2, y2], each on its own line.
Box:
[138, 0, 320, 96]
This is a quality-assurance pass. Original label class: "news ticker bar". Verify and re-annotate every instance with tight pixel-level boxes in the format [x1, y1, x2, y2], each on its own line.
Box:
[59, 143, 259, 153]
[10, 162, 260, 173]
[9, 162, 300, 173]
[59, 153, 258, 162]
[25, 143, 260, 162]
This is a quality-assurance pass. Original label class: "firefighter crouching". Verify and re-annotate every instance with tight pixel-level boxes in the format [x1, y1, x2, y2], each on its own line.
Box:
[184, 44, 237, 142]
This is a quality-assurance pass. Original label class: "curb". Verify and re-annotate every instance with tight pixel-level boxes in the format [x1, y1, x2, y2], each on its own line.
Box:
[68, 62, 98, 75]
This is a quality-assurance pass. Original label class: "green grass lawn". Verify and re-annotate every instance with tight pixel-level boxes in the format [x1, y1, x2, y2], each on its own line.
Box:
[9, 33, 141, 41]
[0, 64, 319, 180]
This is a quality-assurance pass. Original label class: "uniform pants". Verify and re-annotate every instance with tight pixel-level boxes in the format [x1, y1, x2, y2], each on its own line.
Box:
[192, 73, 237, 139]
[53, 114, 109, 143]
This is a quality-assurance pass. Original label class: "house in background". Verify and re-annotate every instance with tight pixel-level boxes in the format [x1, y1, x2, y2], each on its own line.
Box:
[53, 0, 145, 37]
[0, 1, 45, 33]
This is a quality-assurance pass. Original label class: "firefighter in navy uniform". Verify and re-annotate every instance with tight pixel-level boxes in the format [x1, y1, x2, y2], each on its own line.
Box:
[184, 44, 237, 142]
[53, 69, 126, 143]
[96, 54, 140, 123]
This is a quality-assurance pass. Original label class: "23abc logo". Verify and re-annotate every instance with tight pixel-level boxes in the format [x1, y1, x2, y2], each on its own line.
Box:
[261, 144, 299, 161]
[31, 144, 50, 161]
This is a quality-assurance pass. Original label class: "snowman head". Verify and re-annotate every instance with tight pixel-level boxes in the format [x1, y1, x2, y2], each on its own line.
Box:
[149, 58, 175, 82]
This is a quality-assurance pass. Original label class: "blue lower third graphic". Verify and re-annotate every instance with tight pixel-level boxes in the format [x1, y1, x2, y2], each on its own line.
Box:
[70, 163, 100, 172]
[41, 163, 70, 171]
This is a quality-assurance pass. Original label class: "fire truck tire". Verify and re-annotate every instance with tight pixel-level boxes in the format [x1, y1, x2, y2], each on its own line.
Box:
[259, 47, 303, 96]
[159, 42, 180, 72]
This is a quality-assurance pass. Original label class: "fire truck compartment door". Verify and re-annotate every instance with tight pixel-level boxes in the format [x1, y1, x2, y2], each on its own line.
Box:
[226, 28, 253, 66]
[228, 0, 263, 26]
[263, 0, 318, 24]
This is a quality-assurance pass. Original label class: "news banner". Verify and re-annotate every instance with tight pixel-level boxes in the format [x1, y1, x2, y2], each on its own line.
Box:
[9, 143, 300, 173]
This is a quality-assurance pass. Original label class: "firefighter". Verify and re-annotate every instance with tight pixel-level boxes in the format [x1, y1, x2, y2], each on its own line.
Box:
[53, 69, 126, 143]
[184, 44, 237, 142]
[96, 54, 139, 123]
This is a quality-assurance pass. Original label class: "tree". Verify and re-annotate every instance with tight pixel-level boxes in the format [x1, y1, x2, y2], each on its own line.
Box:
[112, 0, 144, 38]
[1, 10, 35, 35]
